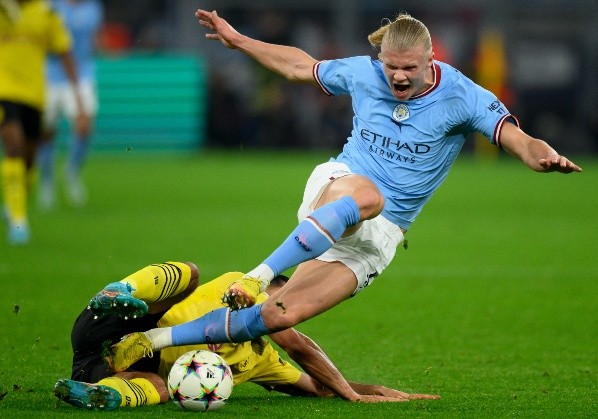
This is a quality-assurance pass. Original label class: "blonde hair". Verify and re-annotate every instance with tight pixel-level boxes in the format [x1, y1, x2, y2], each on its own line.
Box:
[368, 13, 432, 53]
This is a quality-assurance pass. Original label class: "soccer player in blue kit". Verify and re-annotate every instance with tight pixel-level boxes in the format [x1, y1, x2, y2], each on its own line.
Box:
[107, 9, 582, 370]
[37, 0, 103, 208]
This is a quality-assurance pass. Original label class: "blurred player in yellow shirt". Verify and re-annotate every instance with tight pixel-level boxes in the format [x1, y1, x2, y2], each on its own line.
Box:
[0, 0, 88, 244]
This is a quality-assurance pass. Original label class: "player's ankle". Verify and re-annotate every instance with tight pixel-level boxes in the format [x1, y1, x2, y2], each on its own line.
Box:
[244, 264, 274, 290]
[145, 328, 172, 351]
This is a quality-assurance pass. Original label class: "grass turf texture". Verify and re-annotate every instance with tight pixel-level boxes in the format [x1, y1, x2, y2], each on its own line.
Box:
[0, 150, 595, 418]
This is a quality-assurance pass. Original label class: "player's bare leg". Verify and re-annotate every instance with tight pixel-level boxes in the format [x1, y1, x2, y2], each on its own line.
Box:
[261, 259, 357, 331]
[223, 175, 381, 311]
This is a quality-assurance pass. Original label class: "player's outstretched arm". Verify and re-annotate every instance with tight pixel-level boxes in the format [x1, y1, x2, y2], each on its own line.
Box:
[195, 9, 318, 84]
[499, 123, 582, 173]
[270, 329, 429, 402]
[269, 328, 361, 401]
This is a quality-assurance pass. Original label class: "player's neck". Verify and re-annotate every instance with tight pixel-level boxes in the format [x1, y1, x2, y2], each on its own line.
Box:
[412, 64, 435, 98]
[424, 64, 434, 89]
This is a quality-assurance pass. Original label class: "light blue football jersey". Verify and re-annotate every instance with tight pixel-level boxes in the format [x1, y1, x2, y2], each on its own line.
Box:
[315, 57, 519, 230]
[46, 0, 103, 83]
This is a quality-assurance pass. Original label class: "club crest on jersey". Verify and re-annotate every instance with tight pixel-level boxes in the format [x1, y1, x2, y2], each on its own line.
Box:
[392, 104, 410, 122]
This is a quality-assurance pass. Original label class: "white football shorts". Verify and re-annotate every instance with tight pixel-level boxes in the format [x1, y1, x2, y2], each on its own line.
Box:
[297, 161, 404, 295]
[44, 80, 98, 128]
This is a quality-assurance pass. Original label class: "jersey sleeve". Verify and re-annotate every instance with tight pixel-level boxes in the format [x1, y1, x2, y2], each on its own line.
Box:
[314, 56, 369, 97]
[47, 8, 72, 54]
[462, 82, 520, 147]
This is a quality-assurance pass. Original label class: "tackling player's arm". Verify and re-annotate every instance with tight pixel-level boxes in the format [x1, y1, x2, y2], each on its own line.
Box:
[499, 122, 582, 173]
[195, 9, 318, 84]
[269, 374, 436, 401]
[268, 328, 362, 401]
[268, 328, 440, 402]
[264, 373, 328, 398]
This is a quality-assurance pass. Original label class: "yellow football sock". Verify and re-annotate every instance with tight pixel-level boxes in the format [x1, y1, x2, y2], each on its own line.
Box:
[1, 157, 27, 223]
[26, 167, 37, 193]
[97, 377, 161, 407]
[121, 262, 191, 303]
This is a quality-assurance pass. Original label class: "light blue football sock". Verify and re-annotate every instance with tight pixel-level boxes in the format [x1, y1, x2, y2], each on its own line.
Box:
[171, 304, 270, 345]
[263, 196, 360, 276]
[67, 137, 89, 175]
[37, 141, 54, 182]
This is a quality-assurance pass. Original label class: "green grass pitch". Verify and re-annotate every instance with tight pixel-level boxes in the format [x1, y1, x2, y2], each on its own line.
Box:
[0, 150, 596, 418]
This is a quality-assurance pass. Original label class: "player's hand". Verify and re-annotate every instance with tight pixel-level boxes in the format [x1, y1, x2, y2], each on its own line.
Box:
[195, 9, 239, 49]
[371, 386, 441, 400]
[356, 392, 440, 403]
[75, 112, 91, 138]
[538, 155, 582, 173]
[355, 394, 409, 403]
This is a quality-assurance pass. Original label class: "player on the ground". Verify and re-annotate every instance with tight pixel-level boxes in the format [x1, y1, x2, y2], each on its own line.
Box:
[0, 0, 89, 244]
[106, 9, 581, 369]
[54, 261, 439, 411]
[37, 0, 103, 209]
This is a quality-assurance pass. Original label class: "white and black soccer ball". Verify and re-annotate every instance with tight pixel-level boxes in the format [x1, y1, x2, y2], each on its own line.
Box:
[167, 350, 234, 412]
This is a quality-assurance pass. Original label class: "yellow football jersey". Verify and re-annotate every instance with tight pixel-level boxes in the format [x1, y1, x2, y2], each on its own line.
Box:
[158, 272, 301, 387]
[0, 0, 71, 109]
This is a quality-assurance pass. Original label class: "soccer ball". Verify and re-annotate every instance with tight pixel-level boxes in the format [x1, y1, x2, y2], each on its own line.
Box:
[167, 350, 234, 412]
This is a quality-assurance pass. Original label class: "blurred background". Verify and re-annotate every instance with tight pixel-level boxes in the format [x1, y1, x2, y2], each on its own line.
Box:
[76, 0, 597, 155]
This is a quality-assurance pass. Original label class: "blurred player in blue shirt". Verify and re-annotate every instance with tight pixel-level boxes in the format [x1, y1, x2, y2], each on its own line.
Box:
[38, 0, 103, 209]
[105, 10, 583, 369]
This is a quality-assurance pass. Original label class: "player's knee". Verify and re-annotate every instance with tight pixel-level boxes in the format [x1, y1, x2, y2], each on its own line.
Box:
[115, 372, 169, 403]
[185, 262, 200, 289]
[261, 301, 302, 331]
[155, 383, 170, 403]
[144, 376, 169, 403]
[355, 186, 384, 219]
[326, 175, 384, 220]
[185, 262, 199, 279]
[1, 122, 25, 156]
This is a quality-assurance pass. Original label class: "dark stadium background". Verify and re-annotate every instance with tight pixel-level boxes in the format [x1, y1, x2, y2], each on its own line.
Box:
[81, 0, 597, 155]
